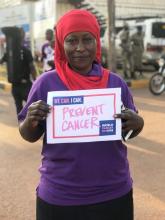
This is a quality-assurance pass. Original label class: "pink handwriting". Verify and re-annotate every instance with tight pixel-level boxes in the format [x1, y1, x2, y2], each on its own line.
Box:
[62, 104, 105, 120]
[62, 117, 98, 131]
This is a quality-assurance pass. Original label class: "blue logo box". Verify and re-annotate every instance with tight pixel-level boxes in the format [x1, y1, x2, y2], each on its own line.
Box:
[99, 120, 116, 136]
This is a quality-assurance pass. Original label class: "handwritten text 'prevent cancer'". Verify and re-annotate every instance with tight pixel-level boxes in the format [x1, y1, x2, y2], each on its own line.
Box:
[60, 104, 105, 131]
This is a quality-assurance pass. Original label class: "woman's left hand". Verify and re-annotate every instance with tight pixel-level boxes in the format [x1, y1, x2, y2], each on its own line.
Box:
[114, 108, 144, 138]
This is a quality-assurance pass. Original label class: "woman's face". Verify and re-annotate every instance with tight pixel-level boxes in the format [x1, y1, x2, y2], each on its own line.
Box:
[64, 32, 97, 75]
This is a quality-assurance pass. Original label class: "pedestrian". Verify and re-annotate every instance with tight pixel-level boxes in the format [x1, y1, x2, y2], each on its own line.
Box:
[18, 9, 144, 220]
[0, 28, 36, 114]
[131, 26, 144, 78]
[120, 23, 135, 79]
[41, 29, 54, 72]
[46, 39, 55, 70]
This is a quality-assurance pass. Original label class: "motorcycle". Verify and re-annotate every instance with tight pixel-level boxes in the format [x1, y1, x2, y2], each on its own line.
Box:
[149, 56, 165, 95]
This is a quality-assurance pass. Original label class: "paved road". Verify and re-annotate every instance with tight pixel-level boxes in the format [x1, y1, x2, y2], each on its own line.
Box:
[0, 90, 40, 220]
[0, 88, 165, 220]
[130, 88, 165, 220]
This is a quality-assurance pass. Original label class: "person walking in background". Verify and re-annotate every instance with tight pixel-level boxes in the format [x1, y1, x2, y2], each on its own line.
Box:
[120, 23, 135, 79]
[41, 29, 54, 72]
[0, 28, 36, 114]
[131, 26, 144, 78]
[46, 39, 55, 71]
[18, 9, 144, 220]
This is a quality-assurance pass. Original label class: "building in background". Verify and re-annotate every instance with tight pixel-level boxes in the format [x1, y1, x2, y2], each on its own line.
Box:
[0, 1, 60, 57]
[0, 0, 165, 60]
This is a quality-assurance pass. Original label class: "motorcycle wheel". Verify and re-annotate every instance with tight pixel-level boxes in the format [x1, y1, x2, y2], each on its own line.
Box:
[149, 73, 165, 95]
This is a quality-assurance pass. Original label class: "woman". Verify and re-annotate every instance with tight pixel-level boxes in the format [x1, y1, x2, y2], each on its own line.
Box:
[18, 10, 144, 220]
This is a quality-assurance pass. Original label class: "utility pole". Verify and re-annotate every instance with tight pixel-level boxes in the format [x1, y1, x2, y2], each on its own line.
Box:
[29, 2, 34, 55]
[107, 0, 116, 72]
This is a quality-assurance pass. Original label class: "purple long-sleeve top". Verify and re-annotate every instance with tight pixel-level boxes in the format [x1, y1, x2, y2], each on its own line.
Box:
[18, 64, 136, 206]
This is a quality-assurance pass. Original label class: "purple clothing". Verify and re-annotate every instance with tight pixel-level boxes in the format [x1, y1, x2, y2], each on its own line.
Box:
[41, 42, 54, 72]
[18, 64, 136, 206]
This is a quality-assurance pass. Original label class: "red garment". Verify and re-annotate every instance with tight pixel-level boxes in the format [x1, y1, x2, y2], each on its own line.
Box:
[55, 9, 109, 90]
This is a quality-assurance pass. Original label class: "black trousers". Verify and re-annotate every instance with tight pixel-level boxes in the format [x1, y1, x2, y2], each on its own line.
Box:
[12, 81, 32, 114]
[36, 190, 134, 220]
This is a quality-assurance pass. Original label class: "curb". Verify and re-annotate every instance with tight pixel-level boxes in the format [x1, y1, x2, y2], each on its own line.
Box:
[0, 80, 11, 92]
[126, 79, 149, 89]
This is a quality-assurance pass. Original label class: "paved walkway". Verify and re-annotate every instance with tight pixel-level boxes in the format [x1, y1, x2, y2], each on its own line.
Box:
[129, 88, 165, 220]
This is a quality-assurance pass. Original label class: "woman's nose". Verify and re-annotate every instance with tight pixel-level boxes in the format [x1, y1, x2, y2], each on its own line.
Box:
[76, 41, 85, 51]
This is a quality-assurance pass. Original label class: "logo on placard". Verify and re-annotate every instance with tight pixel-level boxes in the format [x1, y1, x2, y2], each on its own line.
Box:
[99, 120, 116, 136]
[53, 96, 84, 105]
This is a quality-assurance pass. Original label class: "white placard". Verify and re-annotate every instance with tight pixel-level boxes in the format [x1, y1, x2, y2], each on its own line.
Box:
[47, 88, 121, 144]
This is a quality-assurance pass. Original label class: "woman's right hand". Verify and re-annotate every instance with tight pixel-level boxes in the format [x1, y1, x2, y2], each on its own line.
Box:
[26, 100, 51, 128]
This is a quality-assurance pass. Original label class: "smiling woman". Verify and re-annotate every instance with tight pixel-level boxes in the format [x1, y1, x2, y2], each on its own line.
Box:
[18, 9, 144, 220]
[64, 32, 97, 74]
[54, 9, 109, 90]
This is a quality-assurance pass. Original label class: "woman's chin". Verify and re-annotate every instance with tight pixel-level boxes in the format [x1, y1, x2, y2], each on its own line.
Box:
[70, 64, 92, 75]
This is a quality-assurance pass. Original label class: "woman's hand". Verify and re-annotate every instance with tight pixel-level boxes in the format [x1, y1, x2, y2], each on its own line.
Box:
[19, 100, 51, 142]
[114, 108, 144, 139]
[26, 100, 51, 128]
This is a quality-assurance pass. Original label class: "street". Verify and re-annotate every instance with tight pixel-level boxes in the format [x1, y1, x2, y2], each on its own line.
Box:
[0, 87, 165, 220]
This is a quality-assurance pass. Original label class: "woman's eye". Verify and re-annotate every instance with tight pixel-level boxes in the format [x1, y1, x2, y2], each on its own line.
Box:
[83, 38, 93, 43]
[65, 36, 94, 46]
[66, 39, 77, 44]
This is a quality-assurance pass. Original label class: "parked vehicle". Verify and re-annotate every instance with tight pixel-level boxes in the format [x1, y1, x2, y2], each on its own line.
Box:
[138, 18, 165, 70]
[149, 55, 165, 95]
[102, 18, 165, 70]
